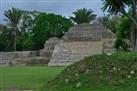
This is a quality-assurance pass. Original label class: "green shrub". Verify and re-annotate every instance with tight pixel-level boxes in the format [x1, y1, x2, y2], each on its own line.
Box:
[114, 38, 129, 51]
[0, 26, 14, 51]
[114, 16, 131, 51]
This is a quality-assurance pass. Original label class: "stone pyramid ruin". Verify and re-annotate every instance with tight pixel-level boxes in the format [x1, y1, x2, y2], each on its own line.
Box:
[48, 21, 115, 66]
[0, 21, 115, 67]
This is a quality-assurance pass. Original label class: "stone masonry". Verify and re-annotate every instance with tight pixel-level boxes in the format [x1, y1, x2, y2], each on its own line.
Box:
[48, 22, 115, 66]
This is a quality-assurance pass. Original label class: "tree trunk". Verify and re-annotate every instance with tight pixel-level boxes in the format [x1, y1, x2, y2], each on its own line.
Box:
[131, 23, 137, 51]
[131, 0, 137, 51]
[13, 30, 17, 51]
[135, 30, 137, 51]
[130, 23, 135, 50]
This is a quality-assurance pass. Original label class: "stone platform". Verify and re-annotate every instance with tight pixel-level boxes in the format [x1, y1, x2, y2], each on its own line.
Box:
[48, 22, 115, 66]
[48, 41, 103, 66]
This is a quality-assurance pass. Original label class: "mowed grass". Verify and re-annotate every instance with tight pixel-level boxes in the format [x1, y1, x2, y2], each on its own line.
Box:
[0, 66, 64, 90]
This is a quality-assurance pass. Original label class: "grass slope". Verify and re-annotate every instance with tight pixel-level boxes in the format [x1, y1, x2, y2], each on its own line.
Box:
[42, 52, 137, 91]
[0, 67, 64, 90]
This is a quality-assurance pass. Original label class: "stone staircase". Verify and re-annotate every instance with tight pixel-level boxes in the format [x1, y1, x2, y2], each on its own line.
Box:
[39, 37, 60, 63]
[48, 41, 103, 66]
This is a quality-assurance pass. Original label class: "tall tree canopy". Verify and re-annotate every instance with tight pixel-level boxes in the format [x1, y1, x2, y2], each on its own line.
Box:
[102, 0, 137, 51]
[70, 8, 96, 24]
[1, 9, 73, 51]
[32, 13, 73, 50]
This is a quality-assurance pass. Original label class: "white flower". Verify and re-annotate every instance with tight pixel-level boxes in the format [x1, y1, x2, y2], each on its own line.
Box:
[75, 73, 79, 76]
[109, 69, 114, 72]
[113, 67, 117, 70]
[128, 75, 131, 79]
[107, 52, 112, 56]
[65, 79, 69, 83]
[86, 69, 90, 73]
[76, 82, 81, 88]
[130, 71, 135, 74]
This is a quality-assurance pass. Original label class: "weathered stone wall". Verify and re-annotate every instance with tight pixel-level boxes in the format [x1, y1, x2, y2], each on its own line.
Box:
[0, 51, 39, 66]
[48, 23, 115, 66]
[48, 41, 103, 66]
[103, 39, 116, 53]
[0, 37, 60, 66]
[48, 39, 115, 66]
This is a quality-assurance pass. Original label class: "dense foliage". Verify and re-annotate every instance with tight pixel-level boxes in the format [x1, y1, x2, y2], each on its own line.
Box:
[16, 11, 38, 51]
[99, 14, 132, 51]
[114, 16, 132, 51]
[0, 11, 73, 51]
[32, 13, 73, 50]
[70, 8, 96, 24]
[102, 0, 137, 51]
[0, 26, 13, 51]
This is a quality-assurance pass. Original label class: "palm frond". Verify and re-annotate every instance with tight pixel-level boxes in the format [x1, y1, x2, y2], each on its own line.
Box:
[70, 8, 96, 24]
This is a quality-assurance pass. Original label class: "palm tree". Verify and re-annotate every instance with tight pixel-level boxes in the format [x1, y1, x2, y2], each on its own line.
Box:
[20, 10, 39, 34]
[70, 8, 96, 24]
[0, 24, 5, 34]
[102, 0, 137, 51]
[4, 7, 22, 51]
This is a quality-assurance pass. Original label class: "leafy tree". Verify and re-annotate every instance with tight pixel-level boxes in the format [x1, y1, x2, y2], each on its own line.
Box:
[70, 8, 96, 24]
[0, 26, 13, 51]
[102, 0, 137, 51]
[32, 13, 73, 50]
[4, 7, 22, 51]
[114, 16, 132, 51]
[16, 34, 33, 51]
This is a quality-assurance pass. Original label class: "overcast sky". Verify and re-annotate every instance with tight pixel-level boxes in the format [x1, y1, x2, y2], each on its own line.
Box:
[0, 0, 104, 24]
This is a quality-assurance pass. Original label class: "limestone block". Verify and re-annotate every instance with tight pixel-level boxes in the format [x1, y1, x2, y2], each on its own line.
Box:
[27, 57, 49, 65]
[0, 51, 40, 66]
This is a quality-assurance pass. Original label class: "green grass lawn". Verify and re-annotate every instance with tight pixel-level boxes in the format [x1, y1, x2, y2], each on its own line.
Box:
[0, 66, 64, 91]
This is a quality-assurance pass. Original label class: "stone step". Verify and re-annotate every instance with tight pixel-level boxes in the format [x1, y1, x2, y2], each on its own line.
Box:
[48, 41, 103, 66]
[103, 49, 115, 54]
[48, 61, 75, 66]
[26, 57, 49, 65]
